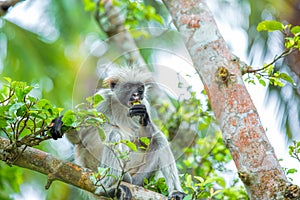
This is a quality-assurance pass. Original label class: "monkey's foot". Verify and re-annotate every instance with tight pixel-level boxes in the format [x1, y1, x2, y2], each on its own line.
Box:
[107, 185, 132, 200]
[168, 191, 186, 200]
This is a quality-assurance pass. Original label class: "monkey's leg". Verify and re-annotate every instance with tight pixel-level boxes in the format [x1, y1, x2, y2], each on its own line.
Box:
[95, 132, 133, 199]
[153, 134, 186, 200]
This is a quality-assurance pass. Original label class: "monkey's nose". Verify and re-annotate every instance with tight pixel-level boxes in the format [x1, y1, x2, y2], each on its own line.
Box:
[132, 92, 140, 100]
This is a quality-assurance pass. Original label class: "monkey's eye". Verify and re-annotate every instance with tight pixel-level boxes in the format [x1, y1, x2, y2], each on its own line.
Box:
[138, 85, 144, 93]
[110, 82, 117, 89]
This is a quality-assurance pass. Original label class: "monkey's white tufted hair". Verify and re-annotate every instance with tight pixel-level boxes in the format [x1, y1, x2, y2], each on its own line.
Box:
[103, 65, 153, 87]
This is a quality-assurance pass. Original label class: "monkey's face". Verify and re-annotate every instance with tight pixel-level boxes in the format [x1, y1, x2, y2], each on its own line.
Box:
[113, 82, 145, 107]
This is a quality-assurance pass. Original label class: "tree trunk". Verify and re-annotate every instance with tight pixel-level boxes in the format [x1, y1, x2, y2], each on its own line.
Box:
[163, 0, 300, 199]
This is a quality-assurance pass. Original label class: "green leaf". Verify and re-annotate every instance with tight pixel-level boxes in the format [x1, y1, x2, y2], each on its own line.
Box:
[285, 37, 295, 48]
[143, 178, 148, 185]
[97, 167, 110, 178]
[139, 137, 150, 146]
[121, 140, 138, 152]
[8, 102, 24, 116]
[16, 105, 27, 117]
[278, 73, 294, 84]
[0, 116, 7, 128]
[24, 85, 34, 96]
[194, 176, 204, 183]
[267, 64, 274, 75]
[86, 94, 104, 108]
[257, 20, 284, 32]
[4, 77, 12, 82]
[82, 0, 96, 11]
[36, 99, 50, 109]
[97, 127, 106, 141]
[287, 168, 297, 174]
[291, 26, 300, 35]
[183, 194, 193, 200]
[62, 110, 76, 127]
[259, 79, 266, 87]
[185, 174, 192, 187]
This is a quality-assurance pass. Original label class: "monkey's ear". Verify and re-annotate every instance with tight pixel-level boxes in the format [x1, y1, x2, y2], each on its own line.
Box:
[103, 77, 118, 89]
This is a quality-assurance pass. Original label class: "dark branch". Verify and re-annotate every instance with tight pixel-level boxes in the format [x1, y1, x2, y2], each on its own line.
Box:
[0, 0, 23, 16]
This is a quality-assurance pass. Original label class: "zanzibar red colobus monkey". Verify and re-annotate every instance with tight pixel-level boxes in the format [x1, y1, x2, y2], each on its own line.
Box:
[50, 67, 186, 200]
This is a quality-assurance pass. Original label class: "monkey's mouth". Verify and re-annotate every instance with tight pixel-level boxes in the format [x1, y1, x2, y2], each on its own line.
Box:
[129, 100, 141, 106]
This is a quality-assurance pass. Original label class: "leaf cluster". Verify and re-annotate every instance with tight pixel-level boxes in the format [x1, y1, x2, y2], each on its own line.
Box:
[244, 20, 299, 87]
[148, 89, 248, 199]
[0, 77, 107, 165]
[180, 137, 248, 200]
[289, 140, 300, 164]
[83, 0, 163, 30]
[0, 78, 62, 152]
[61, 93, 106, 140]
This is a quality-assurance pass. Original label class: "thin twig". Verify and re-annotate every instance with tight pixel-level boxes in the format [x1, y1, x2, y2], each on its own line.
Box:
[246, 48, 295, 74]
[0, 89, 14, 104]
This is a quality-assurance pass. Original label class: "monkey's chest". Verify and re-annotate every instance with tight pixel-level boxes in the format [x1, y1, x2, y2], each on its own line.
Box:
[126, 138, 152, 176]
[127, 151, 151, 177]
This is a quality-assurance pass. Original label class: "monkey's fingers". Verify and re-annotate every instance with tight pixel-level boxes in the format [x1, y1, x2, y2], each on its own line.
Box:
[49, 116, 64, 140]
[128, 104, 147, 117]
[128, 110, 144, 118]
[107, 185, 132, 200]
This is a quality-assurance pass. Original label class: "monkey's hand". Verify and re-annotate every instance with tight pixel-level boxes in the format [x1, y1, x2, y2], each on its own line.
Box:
[168, 191, 186, 200]
[128, 104, 150, 126]
[107, 185, 132, 200]
[49, 116, 65, 140]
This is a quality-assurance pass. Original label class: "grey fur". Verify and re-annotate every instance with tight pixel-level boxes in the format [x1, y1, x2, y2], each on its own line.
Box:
[66, 67, 183, 199]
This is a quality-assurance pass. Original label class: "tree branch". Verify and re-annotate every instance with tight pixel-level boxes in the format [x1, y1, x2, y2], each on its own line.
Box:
[94, 0, 146, 66]
[0, 0, 23, 16]
[0, 136, 167, 200]
[242, 48, 295, 75]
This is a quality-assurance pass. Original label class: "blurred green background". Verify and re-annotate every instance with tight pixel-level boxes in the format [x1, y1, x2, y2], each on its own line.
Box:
[0, 0, 299, 199]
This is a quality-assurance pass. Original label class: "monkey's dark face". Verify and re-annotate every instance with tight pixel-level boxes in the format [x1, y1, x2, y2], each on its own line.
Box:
[112, 82, 145, 107]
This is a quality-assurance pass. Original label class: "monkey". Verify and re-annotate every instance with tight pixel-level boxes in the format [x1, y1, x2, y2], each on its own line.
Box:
[50, 67, 186, 200]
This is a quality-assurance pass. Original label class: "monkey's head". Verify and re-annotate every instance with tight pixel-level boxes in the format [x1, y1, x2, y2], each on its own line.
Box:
[103, 67, 153, 107]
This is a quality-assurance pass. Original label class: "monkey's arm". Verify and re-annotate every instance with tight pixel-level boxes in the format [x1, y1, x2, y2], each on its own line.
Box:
[128, 104, 186, 199]
[154, 133, 186, 200]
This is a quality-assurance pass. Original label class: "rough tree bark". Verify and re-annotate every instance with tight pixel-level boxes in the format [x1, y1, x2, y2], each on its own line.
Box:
[163, 0, 300, 199]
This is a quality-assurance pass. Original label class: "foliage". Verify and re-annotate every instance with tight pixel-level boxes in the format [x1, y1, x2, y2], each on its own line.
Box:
[0, 78, 106, 165]
[289, 141, 300, 163]
[277, 141, 300, 183]
[0, 78, 62, 150]
[61, 93, 106, 140]
[146, 90, 249, 199]
[82, 0, 163, 30]
[0, 163, 23, 200]
[179, 137, 248, 200]
[91, 136, 151, 198]
[2, 1, 297, 199]
[243, 20, 299, 87]
[144, 176, 168, 196]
